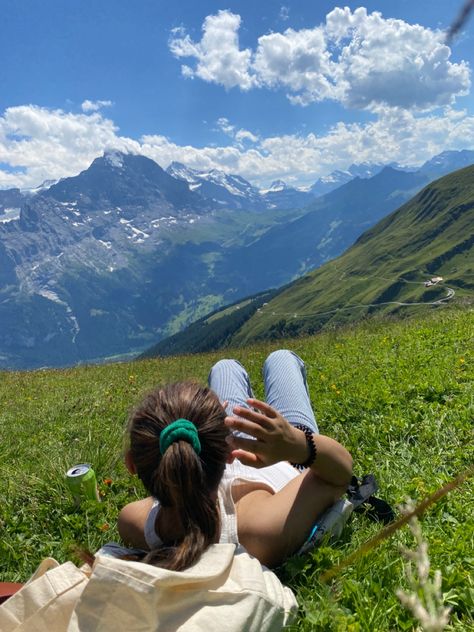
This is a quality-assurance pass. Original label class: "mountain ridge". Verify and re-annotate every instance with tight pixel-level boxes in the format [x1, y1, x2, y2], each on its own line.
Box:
[143, 164, 474, 357]
[0, 149, 473, 369]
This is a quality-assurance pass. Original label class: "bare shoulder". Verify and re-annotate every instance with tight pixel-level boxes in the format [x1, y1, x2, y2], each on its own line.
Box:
[118, 497, 155, 549]
[235, 470, 346, 567]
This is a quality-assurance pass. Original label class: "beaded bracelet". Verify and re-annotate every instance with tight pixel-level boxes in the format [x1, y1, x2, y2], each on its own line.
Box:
[290, 423, 318, 470]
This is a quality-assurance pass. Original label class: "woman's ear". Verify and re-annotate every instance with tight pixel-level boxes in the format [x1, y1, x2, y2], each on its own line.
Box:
[125, 449, 137, 474]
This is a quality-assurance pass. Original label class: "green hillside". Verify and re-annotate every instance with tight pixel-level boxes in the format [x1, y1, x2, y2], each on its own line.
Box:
[230, 164, 474, 346]
[142, 164, 473, 358]
[0, 308, 472, 630]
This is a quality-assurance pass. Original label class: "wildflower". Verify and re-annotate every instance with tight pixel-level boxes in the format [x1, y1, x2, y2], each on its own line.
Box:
[99, 523, 110, 532]
[459, 358, 465, 364]
[103, 478, 113, 486]
[396, 500, 451, 631]
[128, 375, 136, 383]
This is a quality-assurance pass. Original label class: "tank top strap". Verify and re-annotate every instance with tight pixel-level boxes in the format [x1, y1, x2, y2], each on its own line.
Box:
[144, 499, 163, 550]
[217, 481, 239, 544]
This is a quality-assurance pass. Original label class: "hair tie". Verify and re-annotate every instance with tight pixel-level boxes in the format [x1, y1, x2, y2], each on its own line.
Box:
[159, 419, 201, 455]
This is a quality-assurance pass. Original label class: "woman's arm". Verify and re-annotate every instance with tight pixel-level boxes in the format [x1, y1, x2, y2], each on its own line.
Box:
[225, 398, 353, 488]
[226, 399, 353, 566]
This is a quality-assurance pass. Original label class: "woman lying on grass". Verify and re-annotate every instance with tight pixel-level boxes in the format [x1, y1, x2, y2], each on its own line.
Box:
[119, 349, 353, 569]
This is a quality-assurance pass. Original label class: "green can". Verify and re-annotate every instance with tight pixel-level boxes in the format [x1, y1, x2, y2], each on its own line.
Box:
[66, 463, 100, 504]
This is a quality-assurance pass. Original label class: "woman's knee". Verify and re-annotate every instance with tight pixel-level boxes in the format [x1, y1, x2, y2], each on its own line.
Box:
[264, 349, 302, 370]
[208, 359, 249, 389]
[209, 359, 245, 378]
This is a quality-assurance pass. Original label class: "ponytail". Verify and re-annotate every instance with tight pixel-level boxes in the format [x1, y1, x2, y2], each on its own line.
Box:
[127, 382, 228, 571]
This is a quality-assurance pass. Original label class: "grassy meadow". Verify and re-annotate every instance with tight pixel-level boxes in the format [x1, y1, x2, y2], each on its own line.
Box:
[0, 306, 473, 630]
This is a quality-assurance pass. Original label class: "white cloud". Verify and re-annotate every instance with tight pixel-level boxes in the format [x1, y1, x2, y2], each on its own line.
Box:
[169, 10, 256, 90]
[169, 8, 471, 111]
[253, 26, 337, 105]
[234, 129, 259, 144]
[0, 105, 138, 189]
[215, 117, 235, 136]
[81, 99, 113, 112]
[0, 104, 474, 190]
[324, 7, 470, 110]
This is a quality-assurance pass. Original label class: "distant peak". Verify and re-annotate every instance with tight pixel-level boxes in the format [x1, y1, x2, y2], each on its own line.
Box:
[268, 180, 288, 191]
[167, 161, 200, 183]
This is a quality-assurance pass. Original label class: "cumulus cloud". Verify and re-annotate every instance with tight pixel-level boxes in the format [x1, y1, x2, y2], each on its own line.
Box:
[1, 103, 474, 190]
[81, 99, 113, 112]
[0, 105, 138, 189]
[169, 7, 471, 111]
[169, 10, 256, 90]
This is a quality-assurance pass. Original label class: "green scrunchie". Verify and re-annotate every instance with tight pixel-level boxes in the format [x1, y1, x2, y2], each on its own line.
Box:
[159, 419, 201, 455]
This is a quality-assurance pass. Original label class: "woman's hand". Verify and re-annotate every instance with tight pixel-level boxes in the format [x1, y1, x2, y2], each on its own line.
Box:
[224, 398, 308, 468]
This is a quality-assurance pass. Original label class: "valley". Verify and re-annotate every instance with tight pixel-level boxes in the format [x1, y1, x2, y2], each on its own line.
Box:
[0, 150, 473, 369]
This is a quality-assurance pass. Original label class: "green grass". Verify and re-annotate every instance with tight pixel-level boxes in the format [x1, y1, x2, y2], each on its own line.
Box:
[1, 307, 473, 630]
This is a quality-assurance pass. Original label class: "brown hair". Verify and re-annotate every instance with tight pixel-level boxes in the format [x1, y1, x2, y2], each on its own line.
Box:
[127, 381, 228, 571]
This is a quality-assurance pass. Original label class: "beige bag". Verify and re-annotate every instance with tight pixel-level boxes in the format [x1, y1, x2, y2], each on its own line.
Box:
[0, 545, 297, 631]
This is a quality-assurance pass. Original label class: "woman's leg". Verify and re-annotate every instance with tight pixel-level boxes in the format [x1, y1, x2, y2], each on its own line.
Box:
[263, 349, 318, 433]
[208, 359, 254, 417]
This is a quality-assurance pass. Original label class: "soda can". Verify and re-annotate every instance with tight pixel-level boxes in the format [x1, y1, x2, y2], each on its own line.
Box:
[66, 464, 100, 504]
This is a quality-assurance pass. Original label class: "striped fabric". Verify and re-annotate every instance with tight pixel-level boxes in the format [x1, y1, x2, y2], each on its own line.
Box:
[208, 349, 318, 433]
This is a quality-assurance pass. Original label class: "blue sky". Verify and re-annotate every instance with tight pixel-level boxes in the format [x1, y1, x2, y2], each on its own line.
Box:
[1, 0, 474, 189]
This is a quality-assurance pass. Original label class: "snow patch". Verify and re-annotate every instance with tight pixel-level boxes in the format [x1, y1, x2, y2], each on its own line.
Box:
[105, 151, 124, 169]
[38, 289, 63, 304]
[0, 208, 20, 223]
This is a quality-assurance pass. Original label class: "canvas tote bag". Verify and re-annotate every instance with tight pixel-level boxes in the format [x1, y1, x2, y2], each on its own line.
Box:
[0, 544, 297, 631]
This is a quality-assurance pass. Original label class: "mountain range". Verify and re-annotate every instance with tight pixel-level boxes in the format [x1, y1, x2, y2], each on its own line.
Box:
[0, 149, 473, 369]
[143, 164, 474, 358]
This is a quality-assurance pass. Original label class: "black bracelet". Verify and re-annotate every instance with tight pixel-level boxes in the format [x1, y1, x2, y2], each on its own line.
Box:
[290, 423, 318, 470]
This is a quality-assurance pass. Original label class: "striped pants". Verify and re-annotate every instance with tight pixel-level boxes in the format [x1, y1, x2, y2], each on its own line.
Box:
[208, 349, 318, 434]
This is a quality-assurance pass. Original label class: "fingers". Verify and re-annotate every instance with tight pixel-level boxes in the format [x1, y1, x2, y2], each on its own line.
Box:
[225, 415, 265, 439]
[231, 450, 264, 468]
[246, 398, 278, 418]
[226, 433, 264, 453]
[231, 404, 275, 429]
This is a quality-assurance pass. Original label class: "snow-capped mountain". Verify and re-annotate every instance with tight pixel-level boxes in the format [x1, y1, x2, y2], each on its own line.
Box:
[167, 161, 264, 210]
[309, 163, 388, 197]
[168, 164, 315, 210]
[261, 180, 289, 193]
[418, 149, 474, 179]
[260, 180, 315, 209]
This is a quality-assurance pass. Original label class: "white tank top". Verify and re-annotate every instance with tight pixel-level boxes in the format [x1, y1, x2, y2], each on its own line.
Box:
[144, 461, 299, 549]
